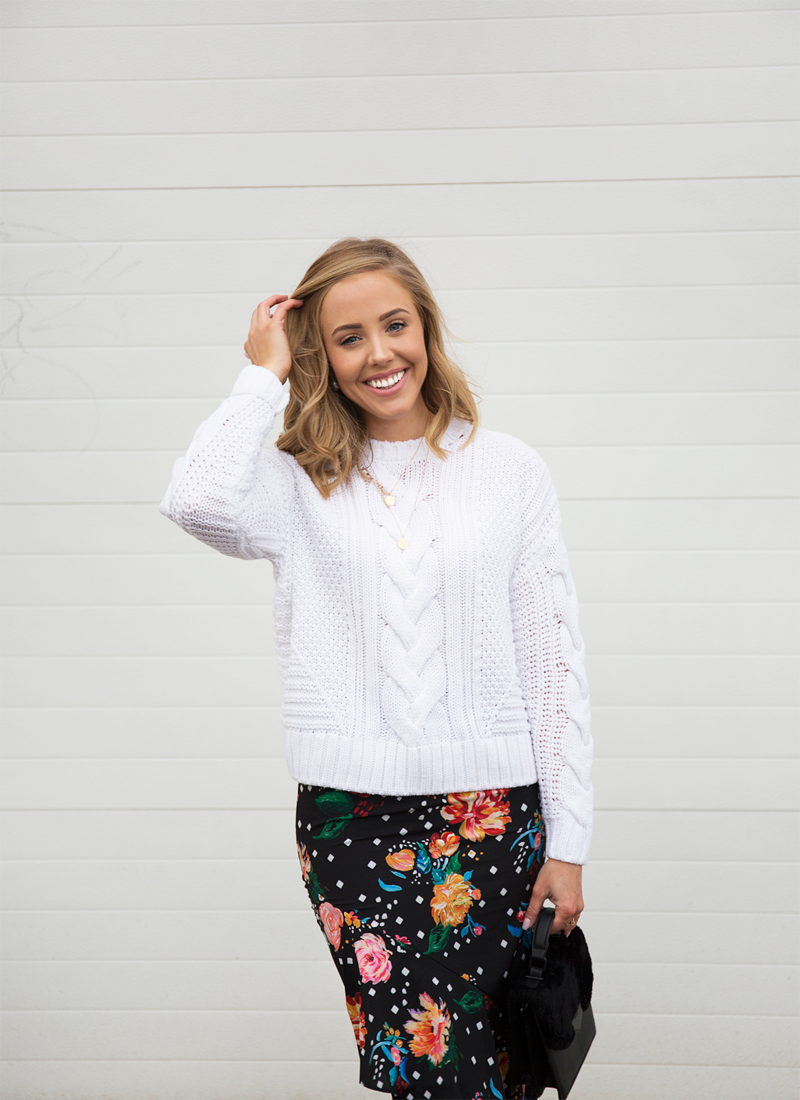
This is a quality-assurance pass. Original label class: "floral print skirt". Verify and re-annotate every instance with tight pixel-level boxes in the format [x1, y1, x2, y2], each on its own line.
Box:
[296, 783, 546, 1099]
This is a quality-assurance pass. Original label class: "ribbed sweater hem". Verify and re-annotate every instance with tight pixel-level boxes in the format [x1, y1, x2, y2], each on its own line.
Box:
[284, 728, 538, 798]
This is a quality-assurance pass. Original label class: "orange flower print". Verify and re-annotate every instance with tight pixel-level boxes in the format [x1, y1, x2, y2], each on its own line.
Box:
[428, 830, 460, 859]
[296, 842, 312, 881]
[430, 872, 476, 927]
[404, 991, 452, 1066]
[440, 789, 511, 841]
[354, 932, 392, 984]
[318, 902, 344, 951]
[344, 910, 361, 929]
[385, 848, 416, 871]
[346, 993, 367, 1050]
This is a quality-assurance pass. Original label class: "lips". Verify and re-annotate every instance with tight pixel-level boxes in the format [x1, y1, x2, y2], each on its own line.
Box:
[363, 368, 407, 391]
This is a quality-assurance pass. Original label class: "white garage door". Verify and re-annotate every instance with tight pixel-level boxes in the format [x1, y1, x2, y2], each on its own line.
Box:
[2, 2, 798, 1098]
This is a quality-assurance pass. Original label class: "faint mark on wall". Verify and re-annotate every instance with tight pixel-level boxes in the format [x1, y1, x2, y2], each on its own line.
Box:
[1, 223, 141, 450]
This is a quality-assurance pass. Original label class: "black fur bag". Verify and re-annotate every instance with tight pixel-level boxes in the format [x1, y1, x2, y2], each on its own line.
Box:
[505, 906, 596, 1099]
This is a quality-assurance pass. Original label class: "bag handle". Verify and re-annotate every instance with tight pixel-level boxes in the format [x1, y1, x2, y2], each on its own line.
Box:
[527, 905, 556, 981]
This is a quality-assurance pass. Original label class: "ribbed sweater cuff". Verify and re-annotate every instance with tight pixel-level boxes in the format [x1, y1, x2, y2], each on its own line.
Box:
[231, 364, 290, 411]
[544, 815, 592, 866]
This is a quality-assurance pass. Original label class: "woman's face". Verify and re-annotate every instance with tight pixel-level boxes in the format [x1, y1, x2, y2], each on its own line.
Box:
[320, 269, 430, 440]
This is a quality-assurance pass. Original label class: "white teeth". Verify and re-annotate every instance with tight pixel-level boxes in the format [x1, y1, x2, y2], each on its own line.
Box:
[366, 369, 405, 389]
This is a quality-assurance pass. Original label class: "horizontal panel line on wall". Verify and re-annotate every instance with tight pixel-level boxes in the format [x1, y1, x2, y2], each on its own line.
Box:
[2, 3, 798, 23]
[12, 175, 799, 193]
[5, 227, 798, 241]
[3, 17, 798, 29]
[12, 117, 797, 137]
[9, 13, 791, 26]
[4, 58, 798, 83]
[10, 123, 795, 187]
[3, 62, 796, 84]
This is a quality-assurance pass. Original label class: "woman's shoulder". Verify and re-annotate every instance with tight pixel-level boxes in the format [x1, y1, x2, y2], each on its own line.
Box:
[470, 423, 549, 481]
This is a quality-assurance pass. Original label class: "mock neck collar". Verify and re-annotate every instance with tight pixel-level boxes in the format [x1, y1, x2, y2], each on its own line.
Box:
[366, 418, 470, 462]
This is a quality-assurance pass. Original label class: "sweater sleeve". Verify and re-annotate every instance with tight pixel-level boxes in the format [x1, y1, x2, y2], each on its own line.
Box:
[509, 452, 594, 865]
[159, 364, 294, 562]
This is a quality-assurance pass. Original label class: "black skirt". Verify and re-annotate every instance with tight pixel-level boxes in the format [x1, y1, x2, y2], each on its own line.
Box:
[296, 782, 546, 1099]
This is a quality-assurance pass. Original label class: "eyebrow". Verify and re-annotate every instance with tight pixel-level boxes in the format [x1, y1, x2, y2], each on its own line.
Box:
[331, 308, 409, 337]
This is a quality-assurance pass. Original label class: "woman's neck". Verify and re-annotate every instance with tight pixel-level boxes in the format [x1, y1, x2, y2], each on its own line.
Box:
[364, 398, 432, 442]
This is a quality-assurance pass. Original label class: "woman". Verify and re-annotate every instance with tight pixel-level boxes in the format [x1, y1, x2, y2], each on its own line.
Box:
[160, 238, 593, 1099]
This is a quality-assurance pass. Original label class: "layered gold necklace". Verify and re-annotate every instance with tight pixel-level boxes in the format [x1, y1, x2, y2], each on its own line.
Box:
[360, 439, 429, 550]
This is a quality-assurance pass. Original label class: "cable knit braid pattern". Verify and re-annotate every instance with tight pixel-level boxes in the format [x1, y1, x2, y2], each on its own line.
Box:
[373, 487, 448, 747]
[160, 364, 594, 865]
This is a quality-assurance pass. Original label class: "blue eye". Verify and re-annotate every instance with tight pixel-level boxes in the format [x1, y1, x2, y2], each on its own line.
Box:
[340, 334, 359, 346]
[388, 321, 405, 332]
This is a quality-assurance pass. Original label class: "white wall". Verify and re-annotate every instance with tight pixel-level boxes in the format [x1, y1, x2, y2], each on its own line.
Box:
[1, 2, 798, 1098]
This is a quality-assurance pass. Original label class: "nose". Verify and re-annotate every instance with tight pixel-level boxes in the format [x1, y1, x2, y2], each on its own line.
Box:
[366, 334, 391, 366]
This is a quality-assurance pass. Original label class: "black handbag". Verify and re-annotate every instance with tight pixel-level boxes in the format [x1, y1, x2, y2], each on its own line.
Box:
[505, 905, 596, 1099]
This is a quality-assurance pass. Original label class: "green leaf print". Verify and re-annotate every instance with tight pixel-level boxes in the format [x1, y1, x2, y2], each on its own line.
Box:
[306, 867, 325, 905]
[439, 1038, 459, 1069]
[423, 924, 451, 955]
[444, 851, 461, 876]
[315, 789, 354, 817]
[313, 816, 351, 839]
[453, 988, 484, 1014]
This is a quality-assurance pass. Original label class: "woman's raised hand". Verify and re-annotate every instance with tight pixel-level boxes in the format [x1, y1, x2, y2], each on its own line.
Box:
[243, 294, 304, 384]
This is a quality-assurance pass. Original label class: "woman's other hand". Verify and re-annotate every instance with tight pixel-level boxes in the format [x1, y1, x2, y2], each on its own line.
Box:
[523, 857, 584, 936]
[243, 294, 304, 384]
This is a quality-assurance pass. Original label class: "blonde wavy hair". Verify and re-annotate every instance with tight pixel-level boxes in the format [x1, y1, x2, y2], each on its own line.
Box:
[277, 237, 480, 498]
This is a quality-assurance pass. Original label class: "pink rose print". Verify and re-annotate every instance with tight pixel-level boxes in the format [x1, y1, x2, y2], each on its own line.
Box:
[354, 931, 393, 984]
[319, 902, 344, 951]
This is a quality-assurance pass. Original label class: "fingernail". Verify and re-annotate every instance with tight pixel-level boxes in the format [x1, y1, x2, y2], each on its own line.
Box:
[522, 918, 531, 931]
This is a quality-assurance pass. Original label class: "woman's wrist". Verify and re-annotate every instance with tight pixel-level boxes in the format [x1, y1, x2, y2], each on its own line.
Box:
[256, 362, 290, 385]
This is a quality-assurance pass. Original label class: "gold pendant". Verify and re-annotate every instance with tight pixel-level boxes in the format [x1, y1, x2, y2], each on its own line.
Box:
[383, 494, 395, 507]
[397, 537, 409, 550]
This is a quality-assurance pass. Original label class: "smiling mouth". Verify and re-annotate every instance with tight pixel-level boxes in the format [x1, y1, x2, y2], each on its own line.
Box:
[364, 368, 407, 390]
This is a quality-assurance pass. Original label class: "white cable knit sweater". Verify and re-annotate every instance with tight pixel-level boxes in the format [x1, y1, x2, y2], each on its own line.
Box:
[160, 365, 594, 864]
